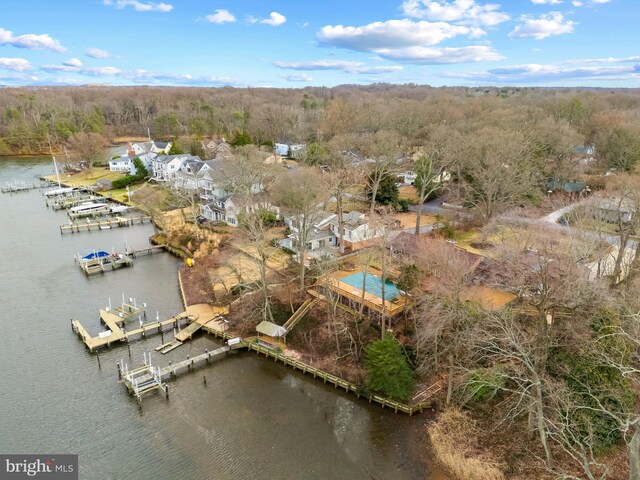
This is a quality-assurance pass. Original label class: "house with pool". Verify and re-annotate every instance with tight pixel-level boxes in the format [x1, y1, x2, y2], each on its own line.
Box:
[316, 269, 408, 318]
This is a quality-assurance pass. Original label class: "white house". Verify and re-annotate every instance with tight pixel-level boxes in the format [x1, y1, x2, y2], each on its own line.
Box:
[281, 212, 338, 253]
[131, 141, 172, 156]
[274, 143, 306, 159]
[200, 193, 277, 227]
[329, 211, 386, 252]
[108, 156, 133, 172]
[152, 154, 194, 183]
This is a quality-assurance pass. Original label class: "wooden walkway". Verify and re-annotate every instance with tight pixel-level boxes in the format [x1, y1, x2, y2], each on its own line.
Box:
[60, 216, 150, 234]
[246, 341, 437, 415]
[283, 298, 315, 332]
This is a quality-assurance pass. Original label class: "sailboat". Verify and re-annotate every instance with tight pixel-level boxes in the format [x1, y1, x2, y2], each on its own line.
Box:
[44, 156, 74, 197]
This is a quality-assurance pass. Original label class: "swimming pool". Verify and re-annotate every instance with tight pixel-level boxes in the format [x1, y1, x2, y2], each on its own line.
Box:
[340, 271, 402, 301]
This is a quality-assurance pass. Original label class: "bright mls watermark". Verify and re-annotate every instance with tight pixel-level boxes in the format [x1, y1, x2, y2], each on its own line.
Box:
[0, 455, 77, 479]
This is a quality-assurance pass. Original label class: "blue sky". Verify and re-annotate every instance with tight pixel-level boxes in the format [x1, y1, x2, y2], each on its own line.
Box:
[0, 0, 637, 88]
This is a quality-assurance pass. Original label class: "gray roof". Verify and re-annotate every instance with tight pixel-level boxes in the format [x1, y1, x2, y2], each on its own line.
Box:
[256, 321, 287, 337]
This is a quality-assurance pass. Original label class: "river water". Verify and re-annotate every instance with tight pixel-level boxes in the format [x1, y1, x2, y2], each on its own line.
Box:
[0, 157, 442, 480]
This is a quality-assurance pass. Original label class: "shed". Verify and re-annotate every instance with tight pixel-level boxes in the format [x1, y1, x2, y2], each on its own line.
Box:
[256, 321, 287, 349]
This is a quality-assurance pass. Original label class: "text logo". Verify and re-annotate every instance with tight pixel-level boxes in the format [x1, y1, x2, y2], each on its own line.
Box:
[0, 455, 77, 479]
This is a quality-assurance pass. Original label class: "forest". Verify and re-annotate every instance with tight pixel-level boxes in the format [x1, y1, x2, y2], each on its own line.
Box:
[5, 84, 640, 480]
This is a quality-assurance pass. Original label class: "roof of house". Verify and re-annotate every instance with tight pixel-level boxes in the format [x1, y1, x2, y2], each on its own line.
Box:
[256, 321, 287, 337]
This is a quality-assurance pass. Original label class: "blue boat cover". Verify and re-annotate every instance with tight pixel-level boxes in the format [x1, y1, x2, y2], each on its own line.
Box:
[82, 251, 110, 260]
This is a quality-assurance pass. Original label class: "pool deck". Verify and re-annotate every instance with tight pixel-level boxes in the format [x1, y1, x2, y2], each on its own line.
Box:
[320, 269, 408, 317]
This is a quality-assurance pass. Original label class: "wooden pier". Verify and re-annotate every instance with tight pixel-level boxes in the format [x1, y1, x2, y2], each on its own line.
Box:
[78, 253, 133, 275]
[126, 245, 166, 258]
[60, 215, 150, 234]
[119, 346, 236, 400]
[71, 311, 193, 352]
[1, 182, 37, 193]
[71, 303, 220, 352]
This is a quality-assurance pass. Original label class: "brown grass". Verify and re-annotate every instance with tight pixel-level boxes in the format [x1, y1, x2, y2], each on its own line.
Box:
[428, 409, 505, 480]
[399, 185, 419, 203]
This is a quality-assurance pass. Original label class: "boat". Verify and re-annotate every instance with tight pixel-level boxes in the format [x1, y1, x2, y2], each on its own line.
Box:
[109, 205, 129, 214]
[44, 156, 75, 197]
[69, 202, 109, 215]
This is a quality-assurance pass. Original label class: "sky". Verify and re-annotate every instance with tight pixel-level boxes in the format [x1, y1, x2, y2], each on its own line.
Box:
[0, 0, 638, 88]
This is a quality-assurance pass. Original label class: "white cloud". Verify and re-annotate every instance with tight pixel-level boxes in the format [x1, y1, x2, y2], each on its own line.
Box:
[572, 1, 583, 5]
[376, 45, 503, 63]
[279, 73, 314, 82]
[0, 28, 66, 52]
[255, 12, 287, 26]
[274, 59, 404, 74]
[400, 0, 509, 26]
[85, 48, 112, 59]
[42, 64, 122, 76]
[205, 9, 236, 24]
[444, 62, 637, 84]
[531, 0, 563, 4]
[509, 12, 576, 39]
[63, 58, 82, 67]
[318, 19, 478, 50]
[0, 58, 32, 71]
[103, 0, 173, 13]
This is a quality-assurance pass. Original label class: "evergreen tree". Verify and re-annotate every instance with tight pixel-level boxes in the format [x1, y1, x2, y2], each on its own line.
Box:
[168, 138, 184, 155]
[367, 170, 398, 206]
[365, 333, 415, 401]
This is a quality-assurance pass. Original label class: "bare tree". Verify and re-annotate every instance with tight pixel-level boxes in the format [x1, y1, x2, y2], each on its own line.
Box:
[272, 168, 325, 291]
[66, 131, 108, 167]
[458, 129, 539, 234]
[412, 154, 444, 235]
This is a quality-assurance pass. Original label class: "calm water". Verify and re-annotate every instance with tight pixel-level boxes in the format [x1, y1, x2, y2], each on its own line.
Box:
[0, 158, 442, 480]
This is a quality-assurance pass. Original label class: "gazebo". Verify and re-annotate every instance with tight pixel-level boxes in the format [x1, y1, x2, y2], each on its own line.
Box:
[255, 321, 287, 349]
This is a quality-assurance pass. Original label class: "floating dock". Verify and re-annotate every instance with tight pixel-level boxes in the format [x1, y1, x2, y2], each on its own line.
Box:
[60, 216, 150, 234]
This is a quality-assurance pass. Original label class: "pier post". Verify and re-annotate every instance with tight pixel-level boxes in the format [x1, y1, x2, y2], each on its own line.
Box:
[203, 376, 207, 386]
[117, 363, 122, 379]
[165, 384, 169, 400]
[96, 350, 101, 369]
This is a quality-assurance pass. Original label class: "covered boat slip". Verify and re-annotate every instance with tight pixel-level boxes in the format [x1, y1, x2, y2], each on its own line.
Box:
[76, 250, 133, 275]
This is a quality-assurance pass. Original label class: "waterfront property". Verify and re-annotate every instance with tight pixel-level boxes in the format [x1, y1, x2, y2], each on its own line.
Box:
[317, 270, 408, 318]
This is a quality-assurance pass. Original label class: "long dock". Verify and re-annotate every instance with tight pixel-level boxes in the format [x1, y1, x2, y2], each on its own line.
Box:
[71, 311, 193, 352]
[71, 303, 221, 352]
[2, 182, 37, 193]
[119, 346, 236, 400]
[60, 215, 150, 234]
